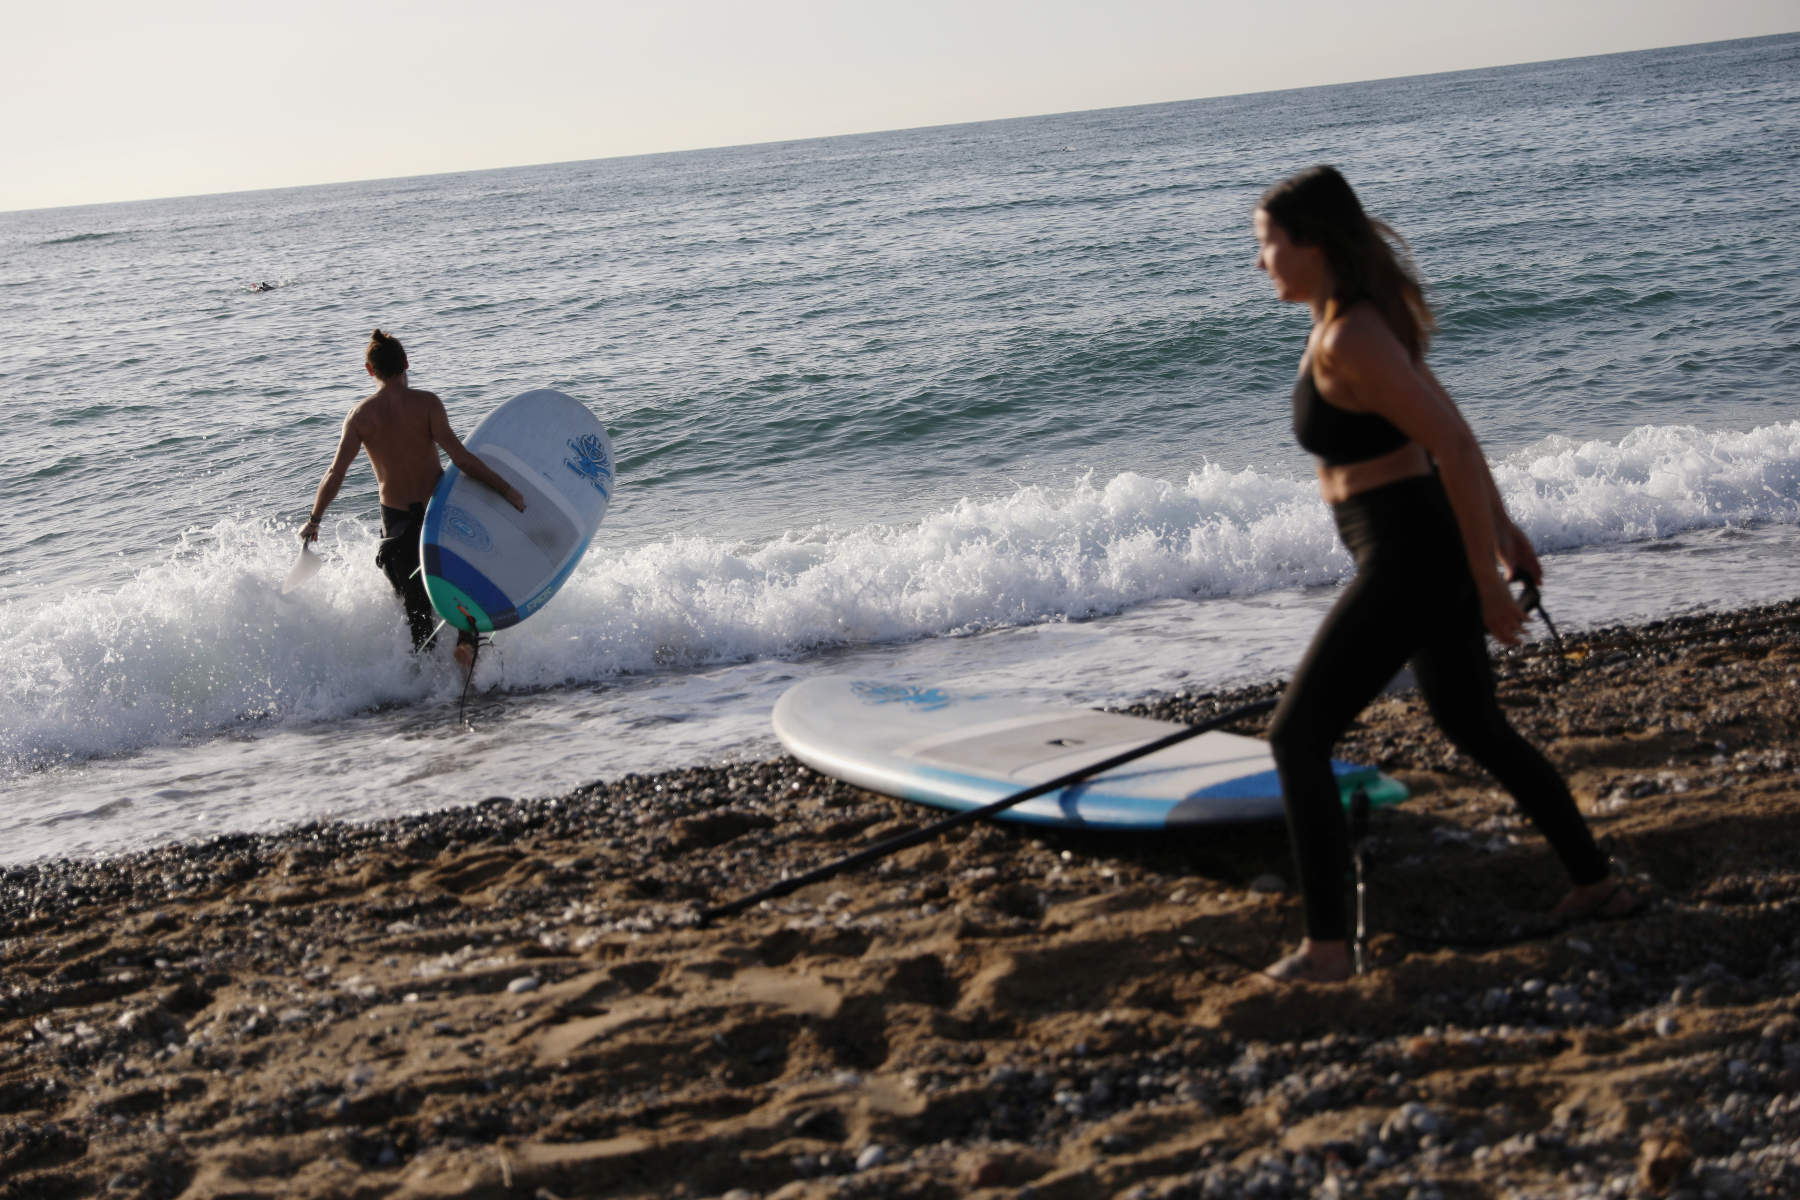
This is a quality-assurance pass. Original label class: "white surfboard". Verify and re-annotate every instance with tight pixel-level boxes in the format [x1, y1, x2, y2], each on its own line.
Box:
[772, 677, 1407, 830]
[421, 389, 614, 634]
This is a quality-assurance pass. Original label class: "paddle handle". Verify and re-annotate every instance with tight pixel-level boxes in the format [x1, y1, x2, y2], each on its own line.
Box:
[698, 696, 1278, 924]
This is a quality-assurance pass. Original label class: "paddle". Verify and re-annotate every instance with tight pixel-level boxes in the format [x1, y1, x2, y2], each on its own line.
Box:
[698, 695, 1280, 925]
[1511, 574, 1570, 682]
[281, 544, 323, 594]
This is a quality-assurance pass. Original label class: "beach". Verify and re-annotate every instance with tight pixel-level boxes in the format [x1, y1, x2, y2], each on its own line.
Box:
[4, 598, 1797, 1199]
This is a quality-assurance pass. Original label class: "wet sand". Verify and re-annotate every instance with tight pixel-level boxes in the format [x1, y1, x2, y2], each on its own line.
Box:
[3, 599, 1798, 1199]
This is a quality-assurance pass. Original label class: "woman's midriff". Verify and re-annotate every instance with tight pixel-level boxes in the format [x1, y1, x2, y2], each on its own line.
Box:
[1314, 441, 1432, 504]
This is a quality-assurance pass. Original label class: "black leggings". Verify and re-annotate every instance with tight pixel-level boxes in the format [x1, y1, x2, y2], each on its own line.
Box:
[376, 504, 475, 652]
[1268, 473, 1608, 940]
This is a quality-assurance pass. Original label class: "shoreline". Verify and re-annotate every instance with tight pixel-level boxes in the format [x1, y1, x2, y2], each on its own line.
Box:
[3, 598, 1798, 1198]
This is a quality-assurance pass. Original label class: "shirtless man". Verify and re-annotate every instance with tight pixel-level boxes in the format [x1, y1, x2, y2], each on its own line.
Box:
[301, 329, 525, 668]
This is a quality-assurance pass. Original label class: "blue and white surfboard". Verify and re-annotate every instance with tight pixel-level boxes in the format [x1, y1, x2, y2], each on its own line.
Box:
[772, 677, 1407, 830]
[421, 389, 614, 634]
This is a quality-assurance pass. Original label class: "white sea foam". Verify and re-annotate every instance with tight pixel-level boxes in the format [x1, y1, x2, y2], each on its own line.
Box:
[1499, 422, 1800, 549]
[2, 421, 1795, 778]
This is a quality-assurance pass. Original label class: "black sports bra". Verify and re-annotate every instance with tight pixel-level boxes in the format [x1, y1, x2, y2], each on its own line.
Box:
[1292, 358, 1410, 466]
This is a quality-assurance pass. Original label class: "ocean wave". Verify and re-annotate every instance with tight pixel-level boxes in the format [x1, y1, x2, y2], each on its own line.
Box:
[39, 231, 130, 246]
[1, 420, 1794, 775]
[1497, 421, 1800, 548]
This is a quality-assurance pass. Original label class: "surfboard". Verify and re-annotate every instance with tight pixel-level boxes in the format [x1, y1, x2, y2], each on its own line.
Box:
[421, 389, 614, 634]
[772, 677, 1407, 830]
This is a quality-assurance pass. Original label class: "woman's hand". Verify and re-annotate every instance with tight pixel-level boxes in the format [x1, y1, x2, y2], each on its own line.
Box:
[1478, 574, 1528, 645]
[1496, 520, 1542, 588]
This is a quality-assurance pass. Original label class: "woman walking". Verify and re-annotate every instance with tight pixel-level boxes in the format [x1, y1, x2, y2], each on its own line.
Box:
[1252, 166, 1645, 982]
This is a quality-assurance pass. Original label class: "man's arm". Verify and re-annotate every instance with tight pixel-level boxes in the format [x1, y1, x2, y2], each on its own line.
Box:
[427, 395, 526, 511]
[301, 417, 363, 543]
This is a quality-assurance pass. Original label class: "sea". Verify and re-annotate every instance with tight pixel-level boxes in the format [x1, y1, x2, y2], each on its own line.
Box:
[2, 34, 1796, 866]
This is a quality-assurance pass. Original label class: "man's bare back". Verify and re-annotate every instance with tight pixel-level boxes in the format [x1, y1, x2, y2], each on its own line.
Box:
[351, 382, 456, 508]
[304, 377, 524, 536]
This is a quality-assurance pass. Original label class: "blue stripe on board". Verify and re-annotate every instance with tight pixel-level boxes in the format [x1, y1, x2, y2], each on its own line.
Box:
[899, 761, 1197, 831]
[881, 757, 1394, 830]
[1182, 763, 1376, 800]
[426, 545, 517, 625]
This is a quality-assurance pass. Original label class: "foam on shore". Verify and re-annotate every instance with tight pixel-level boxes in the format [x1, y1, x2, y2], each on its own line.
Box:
[2, 420, 1796, 778]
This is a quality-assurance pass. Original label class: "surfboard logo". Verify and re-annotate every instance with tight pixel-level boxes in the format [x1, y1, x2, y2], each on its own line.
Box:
[851, 682, 959, 712]
[443, 505, 494, 553]
[565, 434, 614, 496]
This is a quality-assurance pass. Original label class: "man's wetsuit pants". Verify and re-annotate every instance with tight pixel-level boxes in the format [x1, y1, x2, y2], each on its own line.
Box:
[377, 503, 476, 653]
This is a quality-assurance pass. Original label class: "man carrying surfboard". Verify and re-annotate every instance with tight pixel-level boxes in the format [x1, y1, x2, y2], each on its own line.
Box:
[300, 329, 525, 669]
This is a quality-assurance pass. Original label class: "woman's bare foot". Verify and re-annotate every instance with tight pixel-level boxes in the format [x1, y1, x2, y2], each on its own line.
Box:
[1262, 938, 1353, 983]
[453, 642, 476, 673]
[1551, 874, 1649, 925]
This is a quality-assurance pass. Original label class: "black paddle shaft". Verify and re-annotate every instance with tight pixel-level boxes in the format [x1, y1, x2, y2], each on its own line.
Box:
[697, 696, 1279, 925]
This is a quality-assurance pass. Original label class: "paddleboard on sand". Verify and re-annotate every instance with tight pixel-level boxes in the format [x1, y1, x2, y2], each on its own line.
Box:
[421, 389, 614, 634]
[772, 677, 1407, 830]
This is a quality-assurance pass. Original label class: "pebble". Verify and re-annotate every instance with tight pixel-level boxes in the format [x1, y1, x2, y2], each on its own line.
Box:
[1380, 1101, 1445, 1144]
[506, 976, 541, 994]
[1696, 1164, 1749, 1199]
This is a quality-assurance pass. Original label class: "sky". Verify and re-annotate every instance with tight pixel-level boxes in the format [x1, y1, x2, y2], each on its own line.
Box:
[2, 0, 1794, 213]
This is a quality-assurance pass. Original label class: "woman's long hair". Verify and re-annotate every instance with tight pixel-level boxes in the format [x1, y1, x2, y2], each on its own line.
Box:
[1259, 166, 1434, 359]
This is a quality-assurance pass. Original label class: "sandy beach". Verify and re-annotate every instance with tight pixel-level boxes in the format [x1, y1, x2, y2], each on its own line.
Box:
[3, 599, 1798, 1200]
